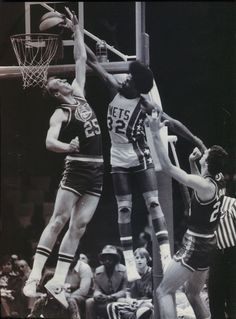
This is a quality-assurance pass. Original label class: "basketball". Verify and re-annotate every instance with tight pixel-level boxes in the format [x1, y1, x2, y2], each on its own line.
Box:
[39, 12, 65, 32]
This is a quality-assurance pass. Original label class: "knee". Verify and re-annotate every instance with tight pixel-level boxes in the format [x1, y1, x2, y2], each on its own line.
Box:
[145, 196, 160, 213]
[156, 286, 166, 300]
[69, 221, 87, 239]
[49, 214, 68, 233]
[117, 201, 132, 223]
[156, 283, 173, 300]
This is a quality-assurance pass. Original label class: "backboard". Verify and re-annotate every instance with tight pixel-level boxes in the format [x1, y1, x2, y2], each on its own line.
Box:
[0, 2, 149, 79]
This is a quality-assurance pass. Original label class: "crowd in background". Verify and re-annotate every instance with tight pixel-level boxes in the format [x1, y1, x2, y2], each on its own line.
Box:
[1, 243, 155, 319]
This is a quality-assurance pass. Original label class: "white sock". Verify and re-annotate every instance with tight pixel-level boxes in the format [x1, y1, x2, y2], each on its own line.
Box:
[52, 260, 72, 284]
[160, 243, 171, 258]
[123, 250, 135, 261]
[29, 254, 48, 280]
[160, 243, 171, 271]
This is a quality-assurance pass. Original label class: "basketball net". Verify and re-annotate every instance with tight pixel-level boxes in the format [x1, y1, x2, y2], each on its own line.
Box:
[11, 33, 59, 89]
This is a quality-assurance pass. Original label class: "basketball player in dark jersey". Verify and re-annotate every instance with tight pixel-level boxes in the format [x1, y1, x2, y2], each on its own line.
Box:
[85, 45, 207, 282]
[23, 12, 103, 308]
[148, 114, 228, 319]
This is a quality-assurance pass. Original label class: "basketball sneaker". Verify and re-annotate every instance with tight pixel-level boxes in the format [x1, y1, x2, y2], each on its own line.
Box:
[44, 280, 68, 309]
[123, 252, 141, 282]
[23, 278, 41, 297]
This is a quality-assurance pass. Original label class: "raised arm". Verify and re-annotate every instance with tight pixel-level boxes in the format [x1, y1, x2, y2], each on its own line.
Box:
[140, 96, 207, 153]
[148, 114, 215, 200]
[189, 147, 201, 175]
[86, 44, 119, 93]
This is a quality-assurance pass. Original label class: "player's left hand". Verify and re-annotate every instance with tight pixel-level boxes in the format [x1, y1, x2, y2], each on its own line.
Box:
[64, 7, 79, 28]
[189, 147, 202, 162]
[147, 112, 169, 133]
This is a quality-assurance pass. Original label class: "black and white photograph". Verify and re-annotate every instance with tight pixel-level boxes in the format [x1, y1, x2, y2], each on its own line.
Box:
[1, 2, 235, 319]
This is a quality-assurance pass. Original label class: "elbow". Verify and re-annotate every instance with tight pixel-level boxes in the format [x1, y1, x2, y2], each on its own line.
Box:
[46, 139, 54, 151]
[160, 161, 171, 173]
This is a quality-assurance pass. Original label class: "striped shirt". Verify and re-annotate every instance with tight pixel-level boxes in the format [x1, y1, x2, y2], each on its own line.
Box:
[215, 196, 236, 249]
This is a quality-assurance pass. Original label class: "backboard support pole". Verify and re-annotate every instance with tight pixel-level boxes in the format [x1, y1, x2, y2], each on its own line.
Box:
[135, 2, 149, 66]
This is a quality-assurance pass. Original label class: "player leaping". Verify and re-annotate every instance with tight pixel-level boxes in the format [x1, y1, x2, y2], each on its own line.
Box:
[85, 44, 207, 281]
[23, 10, 103, 308]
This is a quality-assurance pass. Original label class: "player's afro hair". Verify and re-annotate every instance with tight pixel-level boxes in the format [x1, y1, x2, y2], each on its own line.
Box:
[129, 60, 154, 94]
[207, 145, 228, 176]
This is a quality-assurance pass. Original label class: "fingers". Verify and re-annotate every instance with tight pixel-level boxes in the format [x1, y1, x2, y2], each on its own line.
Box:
[70, 137, 80, 152]
[64, 6, 73, 20]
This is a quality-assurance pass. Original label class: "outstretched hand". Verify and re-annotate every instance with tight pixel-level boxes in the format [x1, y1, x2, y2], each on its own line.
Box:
[147, 111, 169, 134]
[57, 7, 79, 32]
[64, 7, 79, 25]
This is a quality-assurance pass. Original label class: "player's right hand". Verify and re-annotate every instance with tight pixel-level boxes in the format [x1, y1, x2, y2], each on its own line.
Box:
[69, 137, 80, 152]
[189, 147, 202, 161]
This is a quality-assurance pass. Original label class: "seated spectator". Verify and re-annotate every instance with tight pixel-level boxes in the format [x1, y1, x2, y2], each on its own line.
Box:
[79, 253, 90, 265]
[16, 259, 31, 282]
[107, 247, 153, 319]
[0, 255, 27, 318]
[29, 257, 93, 319]
[65, 255, 94, 319]
[15, 259, 34, 315]
[86, 245, 127, 319]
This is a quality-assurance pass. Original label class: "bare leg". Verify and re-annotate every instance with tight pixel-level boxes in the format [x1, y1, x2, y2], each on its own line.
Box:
[113, 172, 140, 282]
[30, 189, 78, 278]
[156, 259, 193, 319]
[184, 270, 210, 319]
[45, 194, 100, 307]
[143, 190, 171, 272]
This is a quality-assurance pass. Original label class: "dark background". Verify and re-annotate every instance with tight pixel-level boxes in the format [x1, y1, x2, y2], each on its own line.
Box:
[0, 2, 235, 266]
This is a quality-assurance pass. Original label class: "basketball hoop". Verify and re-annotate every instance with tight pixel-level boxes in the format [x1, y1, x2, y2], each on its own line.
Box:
[10, 33, 59, 89]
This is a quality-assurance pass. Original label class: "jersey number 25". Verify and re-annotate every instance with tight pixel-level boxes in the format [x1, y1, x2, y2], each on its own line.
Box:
[84, 119, 101, 138]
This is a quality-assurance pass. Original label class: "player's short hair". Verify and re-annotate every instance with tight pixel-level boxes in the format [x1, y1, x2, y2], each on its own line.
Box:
[44, 76, 58, 96]
[207, 145, 228, 176]
[129, 61, 154, 94]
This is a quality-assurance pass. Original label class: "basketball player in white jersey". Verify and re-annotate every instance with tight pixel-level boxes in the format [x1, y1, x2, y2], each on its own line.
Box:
[86, 45, 207, 282]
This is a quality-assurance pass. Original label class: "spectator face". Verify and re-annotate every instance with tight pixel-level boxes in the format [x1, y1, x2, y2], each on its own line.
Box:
[79, 253, 89, 264]
[16, 260, 29, 275]
[101, 254, 117, 269]
[134, 252, 148, 272]
[2, 261, 13, 274]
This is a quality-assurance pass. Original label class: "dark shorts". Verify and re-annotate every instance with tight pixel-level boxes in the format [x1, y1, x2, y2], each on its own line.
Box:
[111, 164, 158, 196]
[174, 231, 217, 271]
[60, 160, 104, 197]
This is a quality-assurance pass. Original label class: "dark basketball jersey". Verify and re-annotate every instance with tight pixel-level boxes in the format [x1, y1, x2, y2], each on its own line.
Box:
[188, 175, 226, 235]
[58, 96, 103, 160]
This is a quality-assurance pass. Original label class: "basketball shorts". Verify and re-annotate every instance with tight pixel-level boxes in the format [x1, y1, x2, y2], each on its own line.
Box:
[111, 163, 158, 196]
[174, 231, 217, 271]
[60, 160, 104, 197]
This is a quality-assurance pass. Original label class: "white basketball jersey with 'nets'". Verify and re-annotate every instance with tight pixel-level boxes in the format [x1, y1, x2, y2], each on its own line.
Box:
[107, 93, 152, 168]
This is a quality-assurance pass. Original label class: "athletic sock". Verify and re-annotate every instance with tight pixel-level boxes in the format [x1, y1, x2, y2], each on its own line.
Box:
[119, 222, 133, 251]
[152, 217, 171, 271]
[52, 252, 74, 284]
[29, 245, 52, 280]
